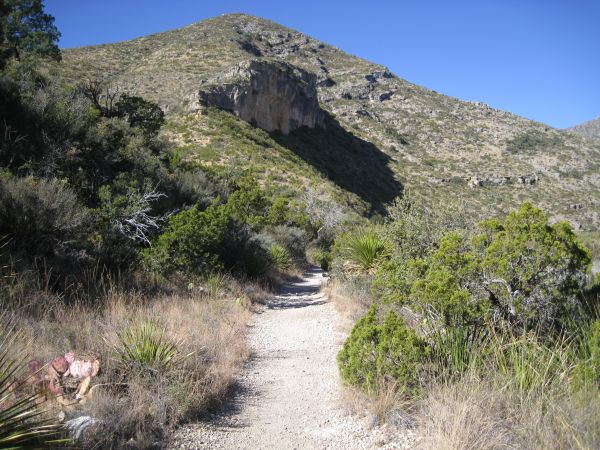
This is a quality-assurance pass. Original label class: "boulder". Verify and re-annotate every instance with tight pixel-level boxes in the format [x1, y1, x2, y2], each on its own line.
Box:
[194, 59, 324, 135]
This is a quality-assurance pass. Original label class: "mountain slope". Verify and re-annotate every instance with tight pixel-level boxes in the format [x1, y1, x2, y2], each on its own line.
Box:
[568, 117, 600, 141]
[56, 13, 600, 229]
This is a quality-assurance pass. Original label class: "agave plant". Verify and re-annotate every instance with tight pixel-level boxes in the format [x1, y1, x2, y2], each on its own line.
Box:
[114, 320, 180, 371]
[0, 324, 62, 449]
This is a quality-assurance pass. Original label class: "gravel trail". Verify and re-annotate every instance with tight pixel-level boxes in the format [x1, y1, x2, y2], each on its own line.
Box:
[170, 268, 415, 449]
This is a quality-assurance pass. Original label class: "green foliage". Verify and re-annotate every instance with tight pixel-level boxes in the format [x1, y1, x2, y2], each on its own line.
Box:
[201, 272, 228, 298]
[428, 323, 488, 377]
[308, 248, 332, 271]
[505, 130, 563, 154]
[114, 320, 179, 371]
[268, 244, 291, 271]
[572, 320, 600, 389]
[337, 305, 429, 393]
[0, 324, 62, 448]
[334, 227, 389, 275]
[376, 203, 591, 332]
[224, 179, 269, 230]
[0, 0, 61, 69]
[114, 94, 165, 137]
[142, 201, 229, 276]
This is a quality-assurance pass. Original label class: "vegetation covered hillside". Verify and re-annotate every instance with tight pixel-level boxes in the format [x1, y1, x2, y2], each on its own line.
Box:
[56, 13, 600, 230]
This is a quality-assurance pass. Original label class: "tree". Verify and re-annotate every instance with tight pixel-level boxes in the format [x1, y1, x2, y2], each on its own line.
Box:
[0, 0, 61, 69]
[114, 94, 165, 137]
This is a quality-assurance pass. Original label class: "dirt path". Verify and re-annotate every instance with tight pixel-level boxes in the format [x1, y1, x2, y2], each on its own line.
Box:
[170, 268, 414, 449]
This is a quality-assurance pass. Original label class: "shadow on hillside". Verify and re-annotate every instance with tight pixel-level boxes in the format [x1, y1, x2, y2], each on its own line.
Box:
[271, 112, 403, 215]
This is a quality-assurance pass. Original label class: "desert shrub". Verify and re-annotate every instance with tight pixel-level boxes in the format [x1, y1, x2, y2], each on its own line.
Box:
[268, 244, 291, 271]
[113, 94, 164, 137]
[235, 235, 272, 278]
[92, 184, 168, 268]
[505, 130, 563, 154]
[267, 225, 309, 258]
[142, 201, 229, 276]
[308, 247, 332, 271]
[376, 203, 591, 332]
[333, 227, 389, 275]
[338, 305, 429, 393]
[0, 173, 88, 256]
[224, 180, 269, 230]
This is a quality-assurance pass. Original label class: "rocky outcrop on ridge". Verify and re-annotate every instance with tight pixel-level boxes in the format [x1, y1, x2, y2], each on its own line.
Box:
[193, 59, 324, 134]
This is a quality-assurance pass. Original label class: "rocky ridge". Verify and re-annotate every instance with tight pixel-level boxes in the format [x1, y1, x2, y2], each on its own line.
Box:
[568, 117, 600, 141]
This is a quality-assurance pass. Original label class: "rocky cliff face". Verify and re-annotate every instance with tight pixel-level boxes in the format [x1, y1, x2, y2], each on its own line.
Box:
[193, 59, 324, 134]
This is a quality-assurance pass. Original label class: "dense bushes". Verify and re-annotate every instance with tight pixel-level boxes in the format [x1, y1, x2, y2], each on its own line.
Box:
[338, 305, 429, 393]
[375, 202, 591, 332]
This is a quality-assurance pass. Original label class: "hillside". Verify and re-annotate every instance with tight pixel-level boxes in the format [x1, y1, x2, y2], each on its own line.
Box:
[568, 117, 600, 141]
[56, 13, 600, 229]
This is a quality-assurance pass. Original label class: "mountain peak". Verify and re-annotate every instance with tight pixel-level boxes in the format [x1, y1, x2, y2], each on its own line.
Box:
[57, 14, 600, 230]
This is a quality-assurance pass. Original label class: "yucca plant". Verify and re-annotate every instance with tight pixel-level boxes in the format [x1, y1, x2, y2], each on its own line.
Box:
[269, 244, 291, 271]
[0, 324, 63, 448]
[114, 320, 180, 371]
[343, 229, 388, 274]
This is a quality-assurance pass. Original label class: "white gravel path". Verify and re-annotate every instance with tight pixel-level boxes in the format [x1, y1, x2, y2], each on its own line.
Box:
[169, 268, 415, 449]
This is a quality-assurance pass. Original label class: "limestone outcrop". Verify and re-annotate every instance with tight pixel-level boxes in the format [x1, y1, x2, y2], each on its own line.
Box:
[193, 59, 324, 135]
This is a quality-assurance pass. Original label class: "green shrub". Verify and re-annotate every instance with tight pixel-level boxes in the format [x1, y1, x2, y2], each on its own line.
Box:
[114, 320, 179, 371]
[269, 244, 291, 271]
[265, 225, 309, 261]
[376, 203, 591, 332]
[0, 173, 88, 255]
[142, 201, 229, 276]
[308, 248, 332, 271]
[337, 305, 429, 393]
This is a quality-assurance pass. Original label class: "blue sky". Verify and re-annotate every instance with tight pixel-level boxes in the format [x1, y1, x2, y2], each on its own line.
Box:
[45, 0, 599, 128]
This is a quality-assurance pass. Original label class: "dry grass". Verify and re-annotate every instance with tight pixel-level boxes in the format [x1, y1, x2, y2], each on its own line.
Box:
[325, 278, 373, 333]
[1, 265, 268, 449]
[417, 374, 600, 450]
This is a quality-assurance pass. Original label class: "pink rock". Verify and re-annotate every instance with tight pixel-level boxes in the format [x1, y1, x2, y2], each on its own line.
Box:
[51, 356, 69, 374]
[68, 357, 100, 379]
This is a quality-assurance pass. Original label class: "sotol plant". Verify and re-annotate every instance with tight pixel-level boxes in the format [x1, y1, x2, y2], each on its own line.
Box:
[0, 325, 62, 448]
[340, 228, 389, 275]
[114, 320, 180, 371]
[269, 244, 291, 271]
